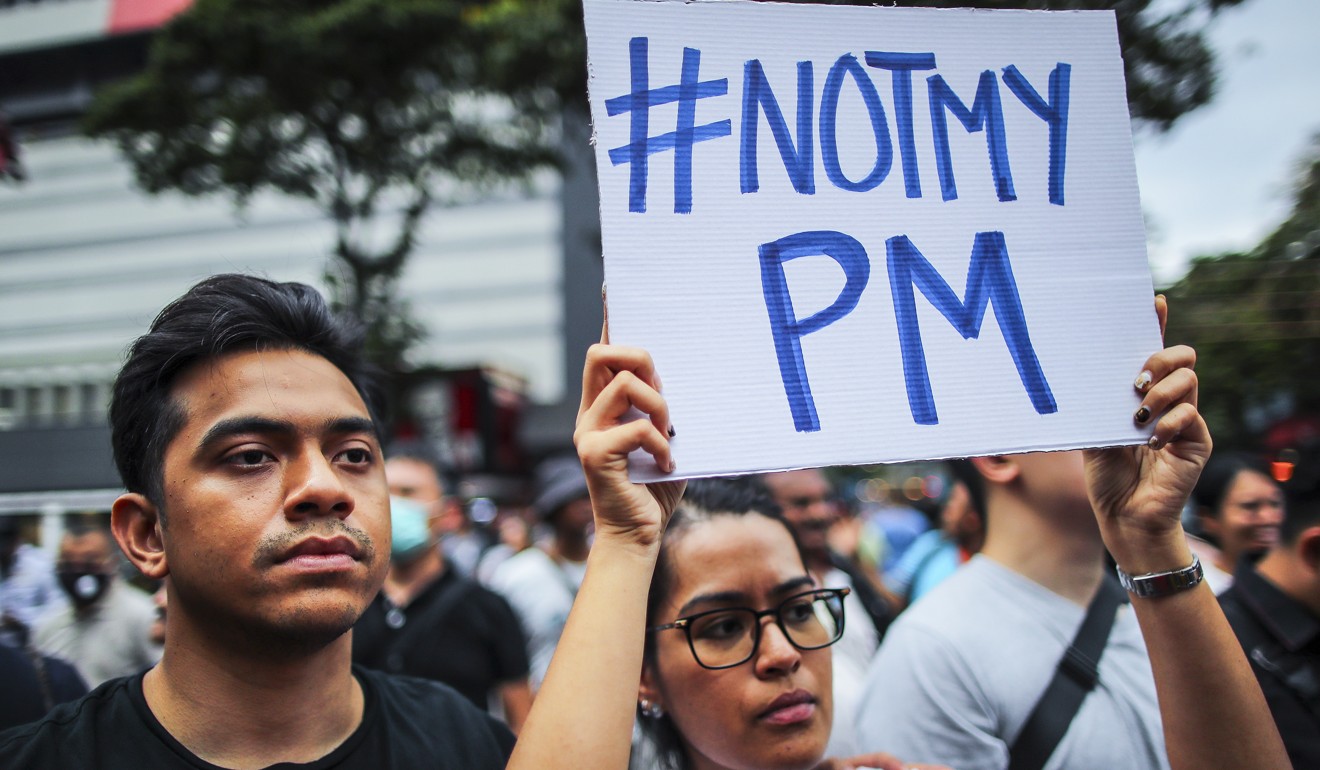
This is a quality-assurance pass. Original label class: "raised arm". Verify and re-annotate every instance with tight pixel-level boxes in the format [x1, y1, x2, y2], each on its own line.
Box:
[1083, 298, 1289, 770]
[506, 342, 684, 770]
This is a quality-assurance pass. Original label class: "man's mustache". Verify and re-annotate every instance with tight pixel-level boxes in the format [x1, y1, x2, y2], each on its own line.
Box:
[252, 521, 377, 567]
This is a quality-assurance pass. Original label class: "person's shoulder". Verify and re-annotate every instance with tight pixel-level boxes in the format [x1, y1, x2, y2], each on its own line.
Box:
[464, 579, 521, 616]
[489, 547, 552, 585]
[0, 675, 136, 764]
[360, 666, 502, 726]
[357, 668, 515, 763]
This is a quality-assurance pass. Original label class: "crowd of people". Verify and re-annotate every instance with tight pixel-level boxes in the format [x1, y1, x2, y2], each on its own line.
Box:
[0, 274, 1314, 770]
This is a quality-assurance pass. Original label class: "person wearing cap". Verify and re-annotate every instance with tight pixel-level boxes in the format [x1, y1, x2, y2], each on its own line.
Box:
[352, 490, 533, 733]
[489, 455, 594, 690]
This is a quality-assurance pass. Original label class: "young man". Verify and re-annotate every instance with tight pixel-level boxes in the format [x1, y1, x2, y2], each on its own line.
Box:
[352, 454, 533, 732]
[1219, 478, 1320, 769]
[0, 275, 514, 769]
[856, 449, 1172, 769]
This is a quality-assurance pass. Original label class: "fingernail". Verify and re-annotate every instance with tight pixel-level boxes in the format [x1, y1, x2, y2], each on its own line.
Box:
[667, 424, 676, 438]
[1147, 435, 1162, 450]
[1134, 370, 1152, 391]
[667, 458, 677, 473]
[1134, 405, 1151, 424]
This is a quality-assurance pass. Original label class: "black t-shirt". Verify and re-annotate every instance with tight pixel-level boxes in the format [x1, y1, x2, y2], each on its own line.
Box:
[353, 569, 530, 709]
[1219, 564, 1320, 770]
[0, 665, 515, 769]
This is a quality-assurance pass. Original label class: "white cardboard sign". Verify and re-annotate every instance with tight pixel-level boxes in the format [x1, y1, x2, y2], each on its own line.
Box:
[583, 0, 1160, 481]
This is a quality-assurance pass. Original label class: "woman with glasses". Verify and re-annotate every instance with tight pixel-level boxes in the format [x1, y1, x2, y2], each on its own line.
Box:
[631, 477, 926, 770]
[508, 316, 1289, 770]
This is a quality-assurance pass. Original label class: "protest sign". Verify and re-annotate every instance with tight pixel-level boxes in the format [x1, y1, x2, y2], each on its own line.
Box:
[583, 0, 1162, 481]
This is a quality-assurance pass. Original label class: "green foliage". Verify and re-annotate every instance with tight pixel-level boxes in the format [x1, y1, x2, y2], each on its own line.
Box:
[83, 0, 558, 371]
[84, 0, 1253, 373]
[1164, 135, 1320, 448]
[480, 0, 1250, 132]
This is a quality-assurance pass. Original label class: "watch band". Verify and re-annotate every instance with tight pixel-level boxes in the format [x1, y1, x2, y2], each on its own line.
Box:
[1115, 555, 1204, 598]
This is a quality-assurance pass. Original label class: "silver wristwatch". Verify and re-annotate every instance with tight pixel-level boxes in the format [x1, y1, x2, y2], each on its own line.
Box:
[1115, 555, 1204, 598]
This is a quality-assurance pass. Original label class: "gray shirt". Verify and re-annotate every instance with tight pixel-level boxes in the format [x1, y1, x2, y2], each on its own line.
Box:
[34, 579, 160, 687]
[854, 555, 1168, 770]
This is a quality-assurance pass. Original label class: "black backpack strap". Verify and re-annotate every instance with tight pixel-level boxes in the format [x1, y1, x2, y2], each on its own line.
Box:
[1007, 574, 1126, 770]
[902, 540, 950, 606]
[828, 550, 896, 641]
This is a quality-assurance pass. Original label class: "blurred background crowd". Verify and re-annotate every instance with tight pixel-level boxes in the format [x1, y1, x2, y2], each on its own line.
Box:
[1, 0, 1318, 766]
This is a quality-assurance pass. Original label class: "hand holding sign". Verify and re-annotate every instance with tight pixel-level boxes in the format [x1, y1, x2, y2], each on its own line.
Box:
[574, 340, 684, 550]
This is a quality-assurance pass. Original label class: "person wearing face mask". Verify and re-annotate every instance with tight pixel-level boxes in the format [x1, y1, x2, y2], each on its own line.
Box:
[33, 525, 159, 687]
[352, 496, 533, 733]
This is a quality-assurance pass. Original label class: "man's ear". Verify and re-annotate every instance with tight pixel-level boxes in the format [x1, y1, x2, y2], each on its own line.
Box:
[111, 493, 168, 580]
[1298, 527, 1320, 573]
[970, 455, 1020, 487]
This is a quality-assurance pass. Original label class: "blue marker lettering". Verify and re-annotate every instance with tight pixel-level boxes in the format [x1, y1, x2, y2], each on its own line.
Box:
[1002, 63, 1071, 205]
[886, 231, 1056, 424]
[927, 71, 1016, 202]
[741, 60, 815, 195]
[820, 54, 893, 192]
[864, 52, 937, 199]
[605, 38, 731, 214]
[760, 231, 871, 432]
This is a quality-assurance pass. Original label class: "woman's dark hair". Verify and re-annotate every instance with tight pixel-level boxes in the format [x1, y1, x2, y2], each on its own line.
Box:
[110, 274, 383, 512]
[632, 476, 808, 770]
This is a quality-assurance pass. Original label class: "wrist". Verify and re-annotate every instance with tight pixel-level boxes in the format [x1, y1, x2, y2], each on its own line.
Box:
[1101, 523, 1193, 576]
[590, 528, 664, 562]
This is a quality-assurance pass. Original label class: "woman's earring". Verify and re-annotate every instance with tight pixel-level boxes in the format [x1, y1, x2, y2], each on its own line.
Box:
[639, 697, 665, 719]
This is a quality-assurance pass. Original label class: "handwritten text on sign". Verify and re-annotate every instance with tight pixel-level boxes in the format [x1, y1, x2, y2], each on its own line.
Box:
[584, 0, 1160, 480]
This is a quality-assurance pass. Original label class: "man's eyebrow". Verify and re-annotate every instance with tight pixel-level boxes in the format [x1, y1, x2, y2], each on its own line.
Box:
[198, 417, 297, 450]
[196, 416, 377, 451]
[324, 416, 378, 439]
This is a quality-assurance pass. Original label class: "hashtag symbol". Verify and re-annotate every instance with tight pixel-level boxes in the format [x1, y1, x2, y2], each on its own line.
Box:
[606, 37, 731, 214]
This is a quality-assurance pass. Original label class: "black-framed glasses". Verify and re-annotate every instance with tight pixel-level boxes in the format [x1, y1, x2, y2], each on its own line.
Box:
[648, 587, 849, 670]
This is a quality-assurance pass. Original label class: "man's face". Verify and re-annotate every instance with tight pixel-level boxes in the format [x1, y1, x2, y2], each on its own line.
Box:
[1010, 450, 1094, 524]
[385, 457, 448, 537]
[763, 470, 836, 558]
[156, 349, 389, 653]
[56, 530, 117, 608]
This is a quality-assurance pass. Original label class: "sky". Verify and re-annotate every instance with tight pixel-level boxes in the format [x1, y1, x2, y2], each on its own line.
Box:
[1134, 0, 1320, 286]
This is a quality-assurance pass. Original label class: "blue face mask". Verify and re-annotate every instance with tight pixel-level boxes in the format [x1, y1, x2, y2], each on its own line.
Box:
[390, 497, 432, 564]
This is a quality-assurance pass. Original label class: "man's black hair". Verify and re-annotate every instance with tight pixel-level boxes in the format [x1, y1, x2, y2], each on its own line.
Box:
[110, 274, 383, 511]
[946, 458, 986, 523]
[1281, 468, 1320, 546]
[385, 440, 456, 495]
[1191, 451, 1273, 519]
